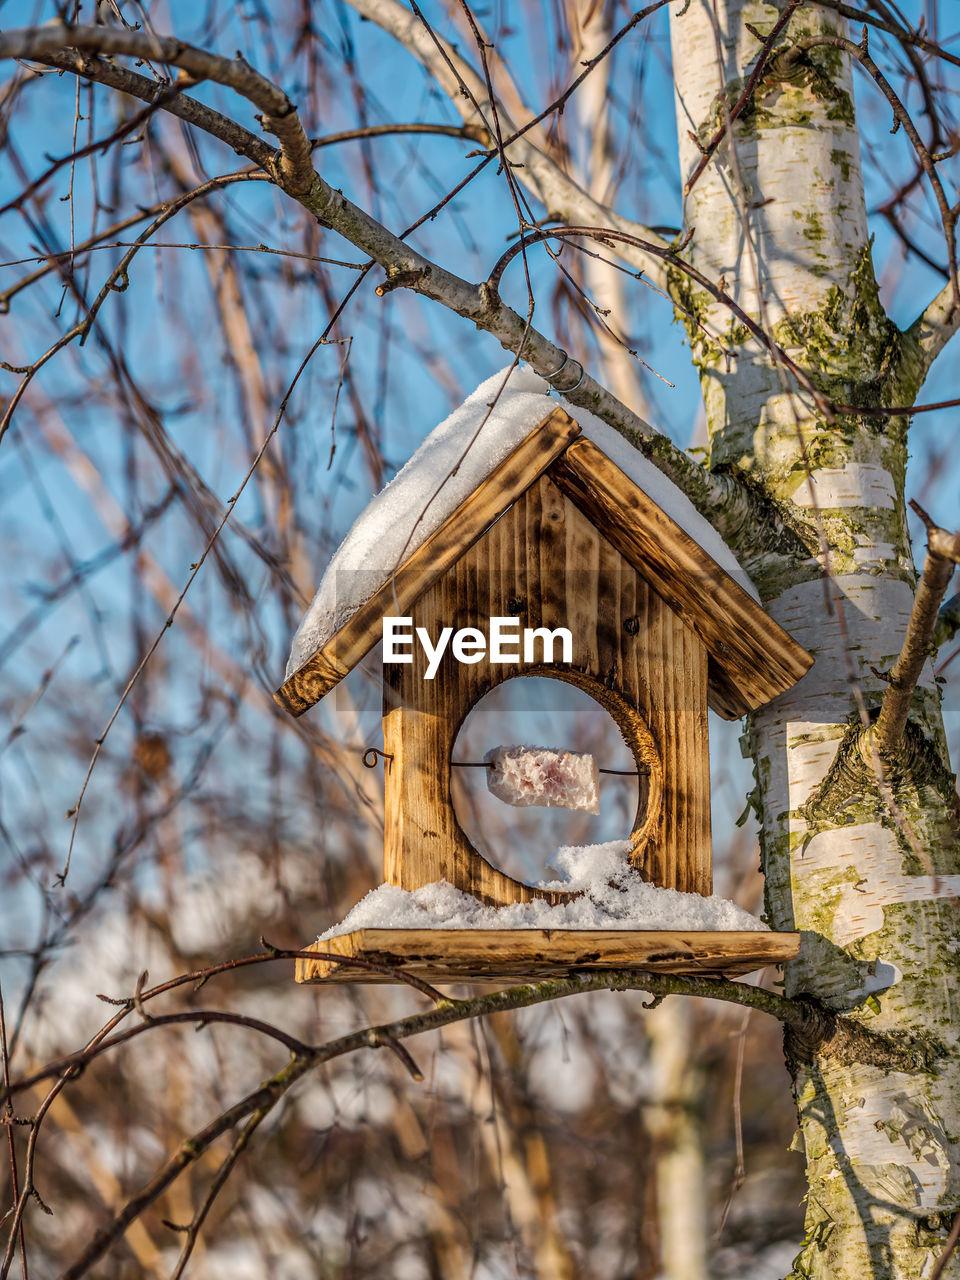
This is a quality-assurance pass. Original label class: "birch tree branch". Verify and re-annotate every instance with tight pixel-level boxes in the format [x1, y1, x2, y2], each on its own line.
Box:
[0, 23, 751, 539]
[1, 964, 932, 1117]
[904, 277, 960, 376]
[343, 0, 674, 289]
[35, 976, 949, 1278]
[1, 964, 935, 1113]
[311, 121, 489, 148]
[814, 0, 960, 69]
[875, 500, 960, 757]
[0, 22, 315, 192]
[30, 47, 277, 169]
[0, 950, 935, 1276]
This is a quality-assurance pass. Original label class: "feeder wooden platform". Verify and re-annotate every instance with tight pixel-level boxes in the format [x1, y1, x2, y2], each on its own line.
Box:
[295, 928, 801, 985]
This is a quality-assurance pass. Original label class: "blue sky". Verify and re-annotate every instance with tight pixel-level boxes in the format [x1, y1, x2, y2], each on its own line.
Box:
[0, 0, 958, 943]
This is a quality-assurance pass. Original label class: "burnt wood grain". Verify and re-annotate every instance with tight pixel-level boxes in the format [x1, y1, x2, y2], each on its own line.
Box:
[548, 437, 813, 718]
[296, 928, 802, 983]
[275, 406, 581, 715]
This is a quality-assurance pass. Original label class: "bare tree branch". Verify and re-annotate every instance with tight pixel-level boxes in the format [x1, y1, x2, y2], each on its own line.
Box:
[312, 120, 489, 149]
[814, 0, 960, 69]
[905, 276, 960, 376]
[343, 0, 674, 288]
[168, 1106, 268, 1280]
[1, 960, 933, 1112]
[8, 961, 932, 1279]
[0, 24, 314, 193]
[874, 500, 960, 757]
[0, 985, 26, 1280]
[15, 49, 275, 168]
[0, 24, 742, 533]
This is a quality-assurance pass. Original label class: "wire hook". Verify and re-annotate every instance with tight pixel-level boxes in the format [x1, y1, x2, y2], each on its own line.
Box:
[542, 349, 586, 393]
[543, 350, 570, 382]
[563, 360, 586, 392]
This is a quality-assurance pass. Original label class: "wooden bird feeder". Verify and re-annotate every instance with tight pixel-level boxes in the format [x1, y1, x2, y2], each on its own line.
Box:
[275, 402, 812, 985]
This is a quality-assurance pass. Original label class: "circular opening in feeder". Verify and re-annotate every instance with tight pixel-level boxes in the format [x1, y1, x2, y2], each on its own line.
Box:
[450, 675, 652, 888]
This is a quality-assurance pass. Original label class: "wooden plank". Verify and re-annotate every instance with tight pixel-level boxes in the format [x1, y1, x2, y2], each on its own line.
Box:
[548, 438, 813, 718]
[275, 407, 582, 716]
[381, 472, 711, 901]
[651, 598, 711, 895]
[295, 928, 802, 983]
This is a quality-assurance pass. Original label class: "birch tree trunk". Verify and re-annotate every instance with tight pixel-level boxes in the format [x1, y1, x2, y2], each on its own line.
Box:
[670, 3, 960, 1276]
[643, 999, 708, 1280]
[567, 0, 651, 419]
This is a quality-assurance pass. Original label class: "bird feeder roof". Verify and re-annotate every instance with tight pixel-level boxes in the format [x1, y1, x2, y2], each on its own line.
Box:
[276, 368, 812, 719]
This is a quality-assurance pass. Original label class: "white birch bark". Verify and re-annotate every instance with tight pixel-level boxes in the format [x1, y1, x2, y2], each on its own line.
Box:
[670, 4, 960, 1276]
[643, 999, 708, 1280]
[568, 1, 652, 419]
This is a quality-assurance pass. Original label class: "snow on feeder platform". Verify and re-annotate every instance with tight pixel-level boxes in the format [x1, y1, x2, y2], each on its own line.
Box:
[276, 368, 812, 985]
[296, 842, 801, 983]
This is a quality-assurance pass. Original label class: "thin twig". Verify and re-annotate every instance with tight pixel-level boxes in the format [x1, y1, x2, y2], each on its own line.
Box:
[168, 1107, 267, 1279]
[0, 239, 365, 271]
[715, 1005, 751, 1239]
[0, 985, 27, 1280]
[0, 74, 200, 218]
[931, 1209, 960, 1280]
[310, 121, 487, 149]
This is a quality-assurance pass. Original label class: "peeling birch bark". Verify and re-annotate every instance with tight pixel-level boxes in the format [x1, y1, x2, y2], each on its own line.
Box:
[670, 3, 960, 1276]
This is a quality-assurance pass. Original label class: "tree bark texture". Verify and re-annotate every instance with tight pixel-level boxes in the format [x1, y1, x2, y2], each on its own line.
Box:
[670, 4, 960, 1276]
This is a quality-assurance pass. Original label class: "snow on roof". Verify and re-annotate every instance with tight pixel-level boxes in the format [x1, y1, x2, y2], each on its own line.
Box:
[287, 366, 758, 676]
[318, 840, 768, 938]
